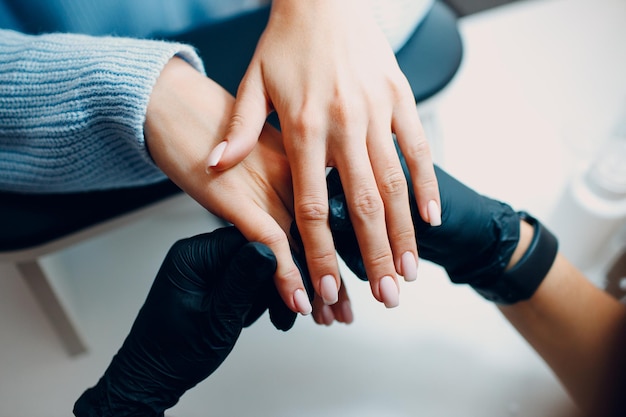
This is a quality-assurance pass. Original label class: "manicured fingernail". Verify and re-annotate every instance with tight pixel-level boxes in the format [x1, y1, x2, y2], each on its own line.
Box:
[428, 200, 441, 227]
[320, 275, 338, 305]
[401, 251, 418, 282]
[207, 141, 227, 168]
[320, 304, 335, 326]
[379, 275, 399, 308]
[340, 300, 354, 324]
[293, 289, 312, 315]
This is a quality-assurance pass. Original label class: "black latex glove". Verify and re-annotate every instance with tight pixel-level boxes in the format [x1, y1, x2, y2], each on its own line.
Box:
[327, 147, 520, 291]
[73, 226, 307, 417]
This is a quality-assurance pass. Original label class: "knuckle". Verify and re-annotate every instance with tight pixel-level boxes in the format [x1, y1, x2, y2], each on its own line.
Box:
[255, 227, 288, 249]
[227, 111, 247, 131]
[351, 187, 384, 220]
[289, 106, 324, 139]
[392, 227, 416, 246]
[328, 98, 353, 126]
[296, 197, 329, 224]
[328, 87, 366, 129]
[387, 78, 404, 99]
[379, 169, 408, 198]
[417, 174, 439, 193]
[386, 70, 411, 98]
[307, 249, 337, 266]
[409, 164, 439, 192]
[274, 263, 303, 287]
[365, 247, 394, 272]
[402, 137, 432, 161]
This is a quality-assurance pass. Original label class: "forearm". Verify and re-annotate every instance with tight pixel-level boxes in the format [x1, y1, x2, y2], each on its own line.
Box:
[0, 29, 204, 193]
[329, 156, 626, 412]
[500, 238, 626, 415]
[457, 182, 626, 414]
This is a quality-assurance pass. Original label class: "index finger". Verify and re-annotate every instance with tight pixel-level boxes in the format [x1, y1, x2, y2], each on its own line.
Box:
[229, 204, 313, 316]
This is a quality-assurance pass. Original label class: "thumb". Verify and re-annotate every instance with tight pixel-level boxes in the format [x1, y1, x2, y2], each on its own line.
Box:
[213, 242, 277, 323]
[207, 69, 271, 171]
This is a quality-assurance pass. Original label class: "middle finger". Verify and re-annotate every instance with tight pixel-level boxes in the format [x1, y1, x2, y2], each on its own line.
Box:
[335, 135, 399, 308]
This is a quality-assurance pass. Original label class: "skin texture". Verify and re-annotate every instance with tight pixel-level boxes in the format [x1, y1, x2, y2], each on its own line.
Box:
[145, 57, 352, 320]
[208, 0, 440, 308]
[500, 234, 626, 417]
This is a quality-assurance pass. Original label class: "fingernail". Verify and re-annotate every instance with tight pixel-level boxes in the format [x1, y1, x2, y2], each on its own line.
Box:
[320, 304, 335, 326]
[320, 275, 338, 305]
[379, 275, 399, 308]
[401, 251, 418, 282]
[293, 289, 312, 315]
[340, 300, 354, 324]
[207, 141, 227, 168]
[428, 200, 442, 227]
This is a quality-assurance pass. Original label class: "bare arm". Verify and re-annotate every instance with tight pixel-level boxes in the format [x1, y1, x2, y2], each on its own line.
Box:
[500, 223, 626, 416]
[329, 161, 626, 415]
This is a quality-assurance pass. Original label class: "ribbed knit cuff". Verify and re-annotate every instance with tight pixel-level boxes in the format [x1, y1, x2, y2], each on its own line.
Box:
[0, 29, 205, 193]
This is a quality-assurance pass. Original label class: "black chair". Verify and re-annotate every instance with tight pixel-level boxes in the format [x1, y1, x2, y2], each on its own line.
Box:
[0, 1, 462, 356]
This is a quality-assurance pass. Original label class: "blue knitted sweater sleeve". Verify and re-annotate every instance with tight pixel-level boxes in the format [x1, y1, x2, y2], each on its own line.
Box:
[0, 29, 206, 193]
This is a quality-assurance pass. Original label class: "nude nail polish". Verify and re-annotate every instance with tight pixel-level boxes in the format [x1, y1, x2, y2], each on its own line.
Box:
[207, 141, 227, 168]
[428, 200, 442, 227]
[379, 275, 399, 308]
[401, 251, 418, 282]
[320, 275, 338, 305]
[293, 289, 312, 315]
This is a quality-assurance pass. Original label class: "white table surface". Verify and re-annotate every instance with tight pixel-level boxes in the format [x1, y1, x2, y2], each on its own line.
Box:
[437, 0, 626, 221]
[436, 0, 626, 285]
[0, 1, 624, 416]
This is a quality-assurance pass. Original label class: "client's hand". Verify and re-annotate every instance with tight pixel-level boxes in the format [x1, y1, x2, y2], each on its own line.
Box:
[328, 142, 531, 302]
[210, 0, 439, 310]
[145, 57, 311, 316]
[73, 227, 301, 417]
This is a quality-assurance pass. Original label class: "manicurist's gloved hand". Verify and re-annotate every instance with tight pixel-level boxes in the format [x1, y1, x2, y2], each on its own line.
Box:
[73, 227, 307, 417]
[328, 143, 558, 305]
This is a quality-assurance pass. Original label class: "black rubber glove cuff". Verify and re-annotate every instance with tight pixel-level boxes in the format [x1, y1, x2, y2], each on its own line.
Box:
[471, 211, 559, 304]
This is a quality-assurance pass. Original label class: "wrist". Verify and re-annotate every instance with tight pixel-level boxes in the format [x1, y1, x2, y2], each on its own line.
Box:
[269, 0, 364, 25]
[505, 218, 535, 271]
[473, 212, 559, 304]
